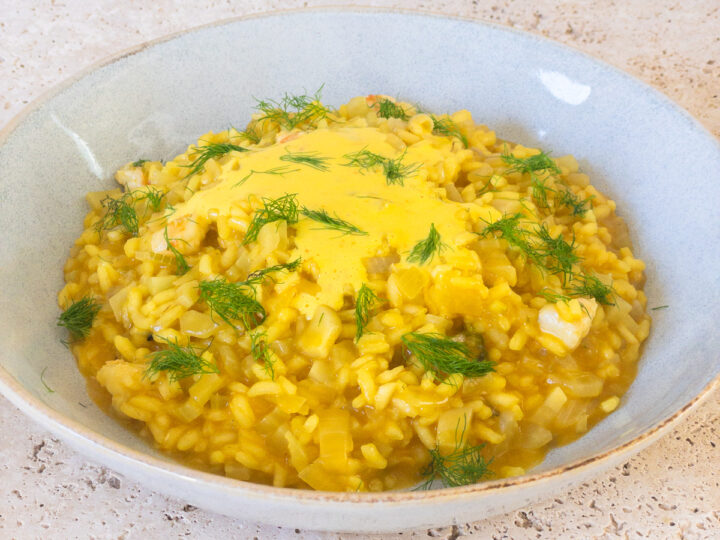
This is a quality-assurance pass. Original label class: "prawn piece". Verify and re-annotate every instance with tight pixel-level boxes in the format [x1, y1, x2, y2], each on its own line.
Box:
[365, 94, 392, 107]
[151, 216, 208, 255]
[276, 130, 304, 144]
[115, 163, 148, 190]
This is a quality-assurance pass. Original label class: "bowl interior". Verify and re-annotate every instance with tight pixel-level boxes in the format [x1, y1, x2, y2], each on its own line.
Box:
[1, 9, 719, 479]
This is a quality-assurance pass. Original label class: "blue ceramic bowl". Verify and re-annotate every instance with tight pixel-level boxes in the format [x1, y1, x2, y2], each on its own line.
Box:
[0, 8, 718, 532]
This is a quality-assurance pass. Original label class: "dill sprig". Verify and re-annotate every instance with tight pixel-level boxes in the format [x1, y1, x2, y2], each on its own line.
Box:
[246, 259, 302, 285]
[407, 223, 447, 265]
[300, 207, 368, 236]
[40, 367, 55, 394]
[96, 192, 140, 236]
[199, 260, 300, 330]
[556, 188, 594, 217]
[480, 213, 539, 261]
[502, 150, 561, 176]
[279, 149, 331, 171]
[382, 152, 420, 186]
[418, 417, 493, 489]
[651, 305, 669, 311]
[132, 159, 149, 167]
[567, 274, 614, 305]
[144, 186, 166, 212]
[343, 148, 384, 169]
[431, 116, 469, 147]
[199, 278, 266, 330]
[254, 87, 331, 130]
[531, 176, 553, 209]
[232, 124, 262, 145]
[235, 165, 299, 187]
[243, 193, 299, 245]
[95, 187, 168, 236]
[355, 284, 382, 341]
[501, 150, 563, 210]
[483, 216, 611, 305]
[401, 332, 495, 382]
[164, 226, 190, 275]
[342, 148, 419, 186]
[501, 149, 594, 217]
[250, 330, 275, 379]
[534, 224, 580, 284]
[184, 142, 248, 179]
[376, 98, 409, 120]
[539, 274, 615, 306]
[538, 289, 573, 305]
[145, 337, 219, 382]
[480, 215, 584, 285]
[57, 297, 101, 341]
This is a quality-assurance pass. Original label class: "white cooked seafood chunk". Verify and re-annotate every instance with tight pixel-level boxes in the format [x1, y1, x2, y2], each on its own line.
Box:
[151, 216, 208, 254]
[115, 164, 147, 190]
[538, 298, 598, 351]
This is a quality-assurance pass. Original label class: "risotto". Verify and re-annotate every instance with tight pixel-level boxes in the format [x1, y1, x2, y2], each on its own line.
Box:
[57, 92, 650, 492]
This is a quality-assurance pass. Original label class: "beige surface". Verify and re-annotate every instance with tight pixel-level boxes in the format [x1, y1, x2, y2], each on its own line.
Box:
[1, 1, 719, 538]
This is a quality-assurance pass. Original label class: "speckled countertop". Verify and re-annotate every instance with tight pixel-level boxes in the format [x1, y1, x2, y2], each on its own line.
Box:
[1, 1, 718, 538]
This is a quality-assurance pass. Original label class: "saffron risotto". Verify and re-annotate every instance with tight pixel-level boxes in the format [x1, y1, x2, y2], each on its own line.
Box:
[58, 94, 650, 492]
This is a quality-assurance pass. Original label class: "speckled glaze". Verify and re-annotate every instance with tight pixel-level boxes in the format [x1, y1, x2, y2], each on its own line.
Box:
[0, 8, 718, 533]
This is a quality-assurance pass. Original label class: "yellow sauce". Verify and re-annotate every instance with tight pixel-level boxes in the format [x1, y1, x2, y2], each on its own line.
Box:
[174, 126, 469, 313]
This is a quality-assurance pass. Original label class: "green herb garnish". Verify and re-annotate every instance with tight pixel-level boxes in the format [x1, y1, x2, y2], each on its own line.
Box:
[531, 176, 553, 209]
[534, 224, 580, 284]
[243, 193, 299, 245]
[250, 330, 275, 379]
[501, 149, 594, 217]
[132, 159, 149, 167]
[57, 297, 101, 341]
[401, 332, 494, 382]
[255, 87, 331, 130]
[144, 186, 166, 212]
[407, 223, 446, 265]
[480, 215, 586, 286]
[343, 148, 384, 169]
[163, 226, 190, 275]
[376, 98, 409, 120]
[480, 213, 539, 262]
[184, 142, 248, 179]
[355, 284, 381, 341]
[40, 367, 55, 394]
[246, 259, 302, 285]
[199, 278, 266, 330]
[95, 187, 168, 236]
[501, 150, 576, 212]
[342, 148, 419, 186]
[235, 165, 299, 187]
[651, 305, 669, 311]
[145, 337, 219, 382]
[300, 207, 367, 236]
[539, 274, 615, 306]
[382, 152, 420, 186]
[476, 175, 500, 196]
[556, 188, 594, 217]
[232, 125, 262, 145]
[502, 150, 561, 176]
[96, 193, 140, 236]
[568, 274, 614, 305]
[279, 149, 331, 171]
[431, 116, 468, 147]
[418, 417, 493, 489]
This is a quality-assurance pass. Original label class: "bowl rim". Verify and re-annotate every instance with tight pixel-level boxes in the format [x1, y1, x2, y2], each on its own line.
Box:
[1, 4, 719, 505]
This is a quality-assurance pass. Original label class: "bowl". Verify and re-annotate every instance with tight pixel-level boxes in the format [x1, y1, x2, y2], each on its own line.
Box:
[1, 7, 719, 533]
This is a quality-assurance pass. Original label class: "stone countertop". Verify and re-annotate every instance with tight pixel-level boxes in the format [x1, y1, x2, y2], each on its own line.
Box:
[1, 1, 718, 538]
